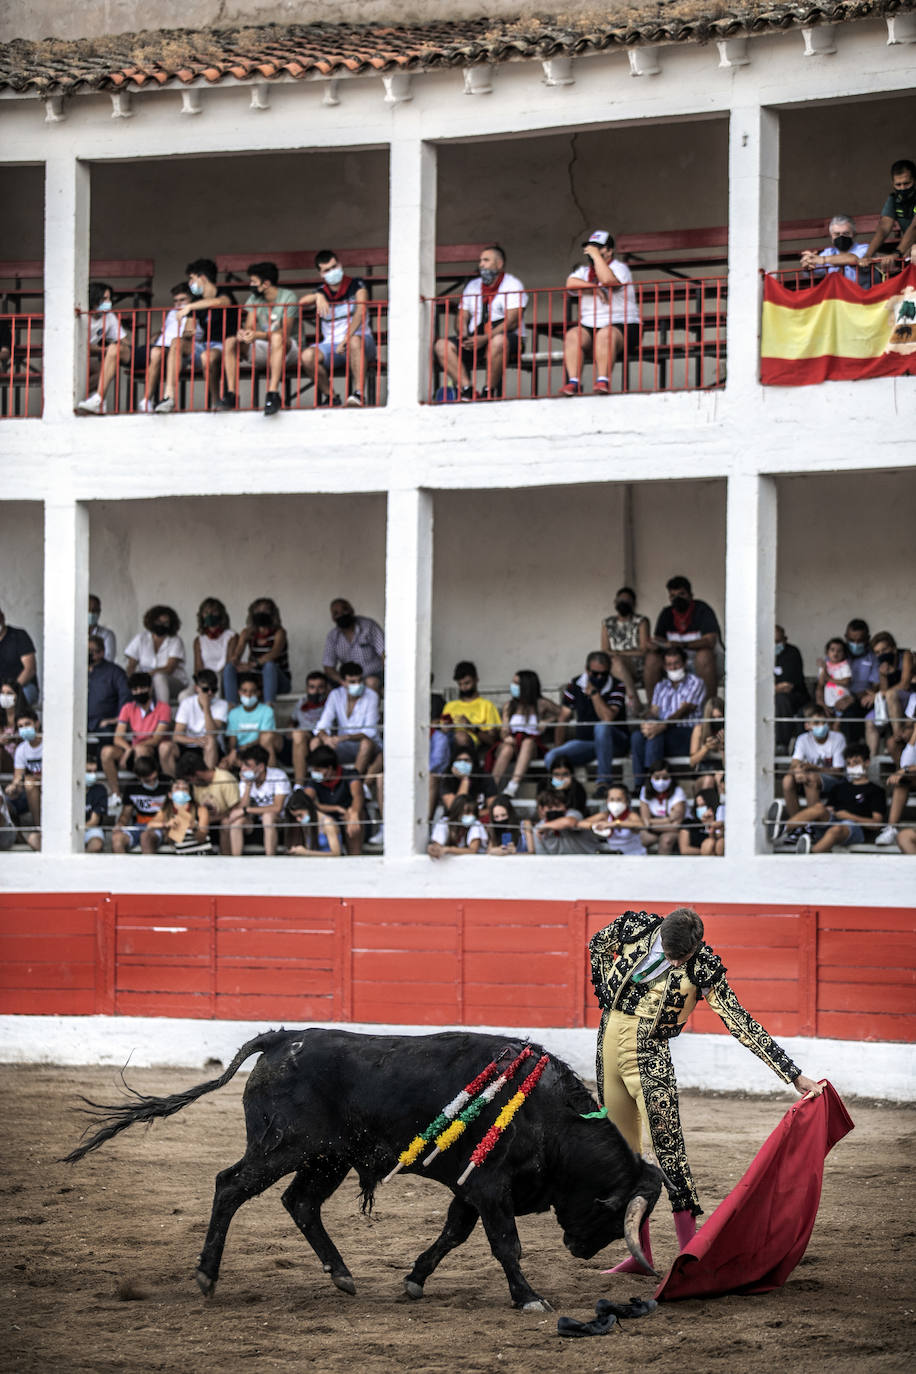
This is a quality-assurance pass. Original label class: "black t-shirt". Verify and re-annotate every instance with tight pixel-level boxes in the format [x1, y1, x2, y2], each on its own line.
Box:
[124, 779, 171, 820]
[85, 782, 108, 824]
[307, 767, 357, 811]
[0, 625, 37, 688]
[654, 599, 721, 646]
[774, 642, 808, 700]
[831, 781, 886, 826]
[438, 772, 498, 814]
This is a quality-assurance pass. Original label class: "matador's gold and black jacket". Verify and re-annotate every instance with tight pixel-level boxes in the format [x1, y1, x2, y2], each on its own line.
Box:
[589, 910, 801, 1083]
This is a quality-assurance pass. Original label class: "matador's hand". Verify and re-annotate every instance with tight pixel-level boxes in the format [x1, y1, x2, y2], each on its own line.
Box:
[792, 1074, 824, 1099]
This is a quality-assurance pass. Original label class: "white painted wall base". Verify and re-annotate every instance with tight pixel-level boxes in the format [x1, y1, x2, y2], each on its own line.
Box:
[1, 1015, 912, 1102]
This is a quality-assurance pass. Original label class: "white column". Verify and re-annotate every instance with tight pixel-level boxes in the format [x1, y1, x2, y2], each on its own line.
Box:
[386, 133, 437, 409]
[40, 500, 89, 856]
[724, 473, 777, 858]
[727, 105, 779, 395]
[383, 488, 433, 858]
[44, 156, 90, 422]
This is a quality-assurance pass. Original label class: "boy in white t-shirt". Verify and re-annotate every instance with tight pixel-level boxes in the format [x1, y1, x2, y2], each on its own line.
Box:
[139, 282, 204, 413]
[158, 669, 228, 776]
[561, 229, 640, 397]
[224, 743, 291, 857]
[766, 704, 846, 843]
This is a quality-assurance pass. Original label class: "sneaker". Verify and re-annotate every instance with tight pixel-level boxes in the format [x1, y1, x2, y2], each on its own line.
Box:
[367, 826, 384, 846]
[594, 379, 611, 395]
[765, 799, 786, 844]
[138, 397, 155, 413]
[460, 385, 474, 402]
[559, 380, 580, 397]
[107, 793, 122, 815]
[345, 390, 363, 408]
[263, 391, 281, 416]
[875, 824, 899, 847]
[215, 391, 237, 411]
[77, 393, 103, 414]
[154, 396, 175, 414]
[503, 779, 519, 797]
[795, 833, 812, 854]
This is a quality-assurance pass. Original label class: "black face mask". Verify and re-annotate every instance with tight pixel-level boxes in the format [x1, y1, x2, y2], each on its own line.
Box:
[544, 808, 566, 822]
[458, 685, 477, 699]
[672, 595, 690, 613]
[202, 614, 221, 628]
[252, 613, 273, 629]
[877, 650, 896, 665]
[615, 600, 633, 616]
[132, 691, 151, 705]
[589, 671, 609, 689]
[334, 612, 355, 629]
[832, 234, 854, 253]
[305, 692, 326, 707]
[894, 185, 916, 210]
[153, 621, 170, 635]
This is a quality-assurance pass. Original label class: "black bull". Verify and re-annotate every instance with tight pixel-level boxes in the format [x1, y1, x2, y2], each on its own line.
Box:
[64, 1028, 665, 1310]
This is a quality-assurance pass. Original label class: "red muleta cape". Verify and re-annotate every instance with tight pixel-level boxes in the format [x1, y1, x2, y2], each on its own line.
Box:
[656, 1081, 853, 1301]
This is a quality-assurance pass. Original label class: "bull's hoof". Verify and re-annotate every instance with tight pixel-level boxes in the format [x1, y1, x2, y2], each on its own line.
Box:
[404, 1279, 424, 1300]
[519, 1298, 553, 1313]
[195, 1270, 216, 1298]
[332, 1274, 356, 1296]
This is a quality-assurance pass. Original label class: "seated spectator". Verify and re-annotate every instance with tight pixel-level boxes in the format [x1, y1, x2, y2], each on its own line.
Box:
[768, 704, 847, 841]
[561, 230, 639, 397]
[191, 598, 237, 696]
[428, 795, 488, 858]
[224, 743, 291, 857]
[544, 758, 588, 815]
[875, 713, 916, 850]
[428, 709, 452, 818]
[299, 250, 377, 408]
[437, 742, 498, 820]
[631, 645, 706, 789]
[175, 753, 240, 855]
[159, 668, 228, 776]
[689, 697, 725, 790]
[637, 764, 688, 855]
[817, 619, 880, 742]
[866, 631, 913, 764]
[815, 637, 853, 713]
[111, 756, 171, 854]
[486, 794, 534, 856]
[219, 262, 299, 416]
[544, 652, 627, 797]
[774, 625, 809, 752]
[283, 787, 343, 857]
[164, 257, 236, 412]
[580, 783, 647, 856]
[678, 784, 721, 856]
[291, 670, 332, 784]
[314, 661, 380, 778]
[600, 586, 650, 707]
[799, 215, 869, 283]
[5, 707, 42, 849]
[790, 742, 886, 853]
[145, 778, 213, 855]
[88, 635, 130, 741]
[863, 159, 916, 270]
[303, 743, 365, 855]
[125, 605, 188, 704]
[492, 670, 560, 796]
[323, 599, 384, 691]
[0, 678, 26, 770]
[533, 787, 603, 855]
[645, 575, 721, 701]
[224, 673, 279, 770]
[441, 662, 501, 755]
[0, 606, 39, 706]
[434, 245, 527, 402]
[88, 593, 117, 663]
[84, 750, 107, 853]
[101, 672, 171, 805]
[225, 597, 290, 706]
[76, 281, 130, 414]
[138, 281, 202, 412]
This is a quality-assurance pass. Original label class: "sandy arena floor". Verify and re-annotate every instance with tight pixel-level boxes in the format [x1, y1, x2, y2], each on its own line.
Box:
[0, 1063, 912, 1374]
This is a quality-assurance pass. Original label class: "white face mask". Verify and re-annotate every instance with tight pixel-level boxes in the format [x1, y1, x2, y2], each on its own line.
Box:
[98, 299, 112, 312]
[460, 813, 475, 828]
[607, 799, 627, 818]
[667, 668, 686, 683]
[846, 765, 866, 779]
[651, 778, 670, 793]
[0, 692, 15, 709]
[323, 266, 344, 287]
[240, 768, 257, 782]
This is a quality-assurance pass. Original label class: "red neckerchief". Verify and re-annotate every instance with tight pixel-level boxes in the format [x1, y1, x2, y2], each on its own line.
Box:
[480, 271, 505, 300]
[671, 599, 695, 636]
[203, 626, 224, 639]
[321, 275, 353, 303]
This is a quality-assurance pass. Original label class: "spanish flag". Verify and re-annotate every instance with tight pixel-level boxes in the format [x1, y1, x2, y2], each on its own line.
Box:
[761, 265, 916, 386]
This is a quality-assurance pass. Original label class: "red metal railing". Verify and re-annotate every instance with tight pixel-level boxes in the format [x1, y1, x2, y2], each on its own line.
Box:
[0, 313, 43, 418]
[74, 302, 388, 414]
[424, 279, 727, 403]
[769, 258, 907, 291]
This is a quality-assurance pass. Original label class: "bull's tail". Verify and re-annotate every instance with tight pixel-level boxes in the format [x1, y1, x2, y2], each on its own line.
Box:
[60, 1030, 288, 1164]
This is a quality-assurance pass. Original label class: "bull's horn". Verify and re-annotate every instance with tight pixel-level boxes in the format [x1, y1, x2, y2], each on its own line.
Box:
[623, 1195, 656, 1275]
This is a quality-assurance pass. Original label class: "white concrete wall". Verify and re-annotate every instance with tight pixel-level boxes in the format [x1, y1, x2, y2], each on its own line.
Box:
[0, 502, 44, 683]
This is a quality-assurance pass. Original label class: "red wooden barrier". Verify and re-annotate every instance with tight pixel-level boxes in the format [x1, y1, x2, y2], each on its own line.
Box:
[0, 894, 912, 1044]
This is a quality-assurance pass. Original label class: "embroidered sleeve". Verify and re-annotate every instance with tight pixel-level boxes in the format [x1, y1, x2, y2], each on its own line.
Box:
[704, 977, 801, 1084]
[589, 911, 658, 1007]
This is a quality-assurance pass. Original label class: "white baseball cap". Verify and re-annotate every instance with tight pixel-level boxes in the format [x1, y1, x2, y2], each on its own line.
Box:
[583, 229, 611, 247]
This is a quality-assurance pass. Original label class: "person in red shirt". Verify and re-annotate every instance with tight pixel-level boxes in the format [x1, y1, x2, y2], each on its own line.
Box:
[100, 671, 171, 807]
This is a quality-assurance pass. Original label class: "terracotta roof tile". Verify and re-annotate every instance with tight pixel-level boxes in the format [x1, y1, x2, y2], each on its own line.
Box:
[0, 4, 907, 96]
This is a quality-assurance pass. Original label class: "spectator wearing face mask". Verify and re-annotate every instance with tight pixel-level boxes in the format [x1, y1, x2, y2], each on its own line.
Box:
[5, 708, 42, 847]
[645, 575, 721, 702]
[175, 753, 240, 854]
[819, 620, 880, 742]
[533, 787, 604, 855]
[291, 671, 332, 785]
[774, 626, 809, 752]
[442, 661, 502, 755]
[434, 244, 528, 402]
[125, 604, 188, 705]
[87, 635, 130, 741]
[219, 261, 300, 416]
[145, 778, 213, 855]
[863, 159, 916, 271]
[191, 598, 237, 696]
[299, 250, 377, 408]
[631, 646, 706, 790]
[428, 795, 489, 858]
[545, 759, 588, 815]
[600, 587, 650, 708]
[224, 673, 279, 771]
[323, 599, 384, 691]
[225, 597, 290, 706]
[159, 668, 228, 776]
[799, 215, 870, 284]
[283, 787, 344, 856]
[486, 794, 534, 855]
[0, 606, 39, 707]
[139, 281, 203, 413]
[767, 704, 846, 842]
[88, 593, 116, 663]
[101, 672, 171, 807]
[580, 782, 647, 856]
[865, 631, 913, 764]
[436, 742, 498, 819]
[0, 679, 26, 770]
[544, 652, 627, 798]
[314, 661, 380, 778]
[166, 258, 236, 412]
[636, 766, 688, 855]
[111, 756, 171, 853]
[303, 743, 366, 855]
[877, 714, 916, 850]
[678, 785, 721, 856]
[76, 281, 131, 414]
[688, 697, 725, 791]
[788, 742, 886, 853]
[225, 743, 291, 857]
[83, 750, 108, 853]
[492, 670, 561, 796]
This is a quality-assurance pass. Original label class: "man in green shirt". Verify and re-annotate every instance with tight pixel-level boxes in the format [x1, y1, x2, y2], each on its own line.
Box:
[220, 260, 299, 415]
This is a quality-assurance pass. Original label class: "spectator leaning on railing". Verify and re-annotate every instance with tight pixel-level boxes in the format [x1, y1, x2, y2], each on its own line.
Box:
[862, 159, 916, 269]
[799, 215, 870, 283]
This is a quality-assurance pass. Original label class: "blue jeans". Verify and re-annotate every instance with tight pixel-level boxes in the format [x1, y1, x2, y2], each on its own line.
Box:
[21, 682, 39, 706]
[631, 723, 694, 788]
[224, 660, 291, 705]
[544, 724, 630, 786]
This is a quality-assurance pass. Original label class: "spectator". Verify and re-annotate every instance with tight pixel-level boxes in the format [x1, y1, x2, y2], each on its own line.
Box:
[561, 230, 639, 397]
[863, 159, 916, 270]
[159, 668, 228, 776]
[866, 631, 913, 764]
[768, 704, 847, 841]
[428, 712, 452, 818]
[76, 281, 130, 415]
[486, 794, 534, 855]
[428, 795, 488, 858]
[580, 782, 647, 856]
[0, 606, 38, 705]
[637, 764, 688, 855]
[815, 636, 853, 713]
[600, 586, 650, 707]
[791, 742, 886, 853]
[224, 743, 291, 857]
[323, 599, 384, 690]
[875, 714, 916, 850]
[87, 634, 130, 740]
[0, 678, 26, 770]
[88, 593, 116, 663]
[83, 750, 107, 854]
[492, 669, 560, 796]
[144, 778, 213, 855]
[283, 787, 343, 857]
[299, 250, 377, 408]
[219, 262, 299, 417]
[125, 604, 188, 704]
[101, 672, 171, 804]
[224, 673, 279, 770]
[645, 575, 721, 701]
[5, 707, 42, 848]
[799, 215, 869, 283]
[315, 661, 380, 778]
[821, 620, 880, 741]
[701, 790, 725, 856]
[688, 697, 725, 791]
[631, 645, 706, 789]
[678, 784, 721, 856]
[291, 670, 332, 785]
[225, 597, 290, 706]
[546, 758, 588, 816]
[533, 787, 603, 855]
[442, 662, 501, 755]
[111, 756, 171, 854]
[175, 753, 240, 855]
[774, 625, 809, 752]
[138, 281, 202, 412]
[166, 257, 236, 412]
[436, 742, 498, 819]
[303, 743, 366, 855]
[191, 598, 237, 695]
[544, 651, 627, 798]
[433, 245, 527, 402]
